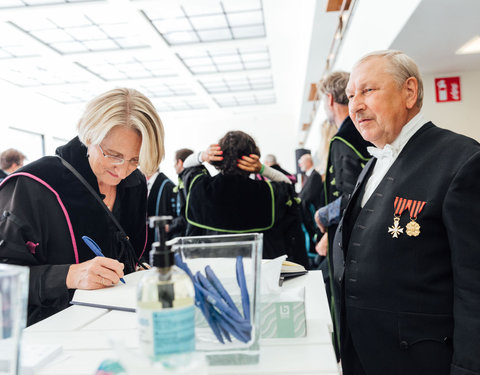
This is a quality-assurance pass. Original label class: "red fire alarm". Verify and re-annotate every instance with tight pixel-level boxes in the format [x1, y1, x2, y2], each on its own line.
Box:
[435, 77, 461, 103]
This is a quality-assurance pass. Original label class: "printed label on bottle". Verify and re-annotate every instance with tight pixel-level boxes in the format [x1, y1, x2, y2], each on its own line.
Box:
[138, 304, 195, 357]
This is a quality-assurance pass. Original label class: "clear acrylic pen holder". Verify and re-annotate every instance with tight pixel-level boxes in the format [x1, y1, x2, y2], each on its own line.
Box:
[171, 233, 262, 366]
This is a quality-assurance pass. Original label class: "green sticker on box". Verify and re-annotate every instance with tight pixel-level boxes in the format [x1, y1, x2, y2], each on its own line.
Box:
[275, 303, 295, 337]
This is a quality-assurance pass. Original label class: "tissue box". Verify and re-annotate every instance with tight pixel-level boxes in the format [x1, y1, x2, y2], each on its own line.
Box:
[260, 286, 306, 338]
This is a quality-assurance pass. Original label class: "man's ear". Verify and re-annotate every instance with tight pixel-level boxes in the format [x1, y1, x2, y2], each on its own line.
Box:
[404, 77, 418, 109]
[327, 93, 334, 106]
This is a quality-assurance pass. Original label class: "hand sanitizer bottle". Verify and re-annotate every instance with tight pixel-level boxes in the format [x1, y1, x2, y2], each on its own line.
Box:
[137, 216, 195, 363]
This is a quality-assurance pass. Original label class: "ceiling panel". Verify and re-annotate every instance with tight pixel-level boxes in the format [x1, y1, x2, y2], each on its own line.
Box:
[143, 0, 265, 46]
[0, 0, 103, 9]
[10, 13, 148, 55]
[0, 0, 290, 113]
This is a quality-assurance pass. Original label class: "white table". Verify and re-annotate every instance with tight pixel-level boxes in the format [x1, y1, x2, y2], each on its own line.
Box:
[23, 271, 339, 375]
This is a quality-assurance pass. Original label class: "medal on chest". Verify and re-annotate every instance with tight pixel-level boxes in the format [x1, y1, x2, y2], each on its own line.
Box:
[388, 197, 426, 239]
[388, 197, 406, 238]
[405, 200, 426, 237]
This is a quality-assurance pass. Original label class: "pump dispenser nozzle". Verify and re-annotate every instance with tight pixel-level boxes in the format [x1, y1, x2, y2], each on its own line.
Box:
[148, 216, 173, 268]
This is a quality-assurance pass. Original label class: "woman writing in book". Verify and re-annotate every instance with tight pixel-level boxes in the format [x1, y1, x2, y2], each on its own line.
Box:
[0, 88, 164, 325]
[180, 130, 309, 268]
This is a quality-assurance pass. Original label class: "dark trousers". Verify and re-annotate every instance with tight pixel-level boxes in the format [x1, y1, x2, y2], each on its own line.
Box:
[341, 329, 367, 375]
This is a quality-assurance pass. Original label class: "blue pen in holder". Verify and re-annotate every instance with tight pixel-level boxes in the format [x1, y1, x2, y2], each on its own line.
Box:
[171, 233, 262, 366]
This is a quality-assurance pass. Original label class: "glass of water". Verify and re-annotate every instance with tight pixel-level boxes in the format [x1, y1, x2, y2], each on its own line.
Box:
[0, 264, 29, 375]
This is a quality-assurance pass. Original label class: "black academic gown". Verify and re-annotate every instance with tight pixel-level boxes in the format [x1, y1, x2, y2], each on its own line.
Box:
[147, 172, 176, 248]
[332, 123, 480, 375]
[182, 165, 309, 268]
[298, 169, 324, 253]
[0, 137, 147, 325]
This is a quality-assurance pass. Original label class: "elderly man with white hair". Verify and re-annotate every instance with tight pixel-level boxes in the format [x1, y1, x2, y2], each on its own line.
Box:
[332, 50, 480, 375]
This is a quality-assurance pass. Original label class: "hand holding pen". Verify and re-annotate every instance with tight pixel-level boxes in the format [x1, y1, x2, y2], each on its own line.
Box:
[65, 236, 126, 289]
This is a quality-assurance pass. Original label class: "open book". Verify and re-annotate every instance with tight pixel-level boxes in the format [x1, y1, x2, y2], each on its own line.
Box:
[280, 260, 308, 280]
[71, 270, 147, 312]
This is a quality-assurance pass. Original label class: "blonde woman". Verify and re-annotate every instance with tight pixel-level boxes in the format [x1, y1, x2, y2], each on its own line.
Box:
[0, 88, 164, 325]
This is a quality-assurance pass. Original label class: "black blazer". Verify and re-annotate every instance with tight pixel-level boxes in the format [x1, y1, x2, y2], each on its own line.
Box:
[332, 122, 480, 375]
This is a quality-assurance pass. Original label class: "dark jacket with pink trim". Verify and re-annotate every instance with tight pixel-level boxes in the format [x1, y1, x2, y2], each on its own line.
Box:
[0, 137, 147, 325]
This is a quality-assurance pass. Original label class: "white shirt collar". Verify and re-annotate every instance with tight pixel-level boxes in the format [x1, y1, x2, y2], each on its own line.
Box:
[147, 171, 159, 193]
[305, 167, 314, 177]
[367, 112, 426, 160]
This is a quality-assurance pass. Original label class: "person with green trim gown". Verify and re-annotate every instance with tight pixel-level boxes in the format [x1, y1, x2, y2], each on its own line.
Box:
[180, 130, 309, 268]
[313, 72, 371, 358]
[146, 168, 176, 249]
[167, 148, 193, 239]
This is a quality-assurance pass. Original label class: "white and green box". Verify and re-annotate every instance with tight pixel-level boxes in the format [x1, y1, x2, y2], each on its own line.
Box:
[260, 286, 306, 338]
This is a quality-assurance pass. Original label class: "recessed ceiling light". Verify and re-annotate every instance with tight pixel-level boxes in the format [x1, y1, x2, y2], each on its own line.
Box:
[456, 35, 480, 55]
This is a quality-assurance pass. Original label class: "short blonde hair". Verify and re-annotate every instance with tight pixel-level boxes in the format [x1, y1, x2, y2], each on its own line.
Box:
[77, 88, 165, 176]
[354, 50, 423, 109]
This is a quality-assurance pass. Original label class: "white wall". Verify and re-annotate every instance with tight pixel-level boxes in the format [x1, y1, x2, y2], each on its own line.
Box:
[422, 69, 480, 142]
[0, 81, 79, 163]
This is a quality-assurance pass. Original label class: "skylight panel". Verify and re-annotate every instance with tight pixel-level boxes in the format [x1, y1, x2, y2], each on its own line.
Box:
[232, 25, 265, 39]
[178, 46, 271, 74]
[197, 29, 232, 42]
[227, 10, 263, 27]
[222, 0, 261, 12]
[153, 98, 207, 112]
[217, 62, 244, 71]
[213, 92, 275, 107]
[153, 18, 192, 34]
[10, 14, 147, 55]
[182, 3, 223, 16]
[0, 61, 88, 87]
[200, 74, 272, 94]
[143, 0, 265, 45]
[76, 55, 177, 81]
[211, 54, 240, 64]
[190, 65, 217, 74]
[189, 15, 228, 30]
[163, 31, 199, 45]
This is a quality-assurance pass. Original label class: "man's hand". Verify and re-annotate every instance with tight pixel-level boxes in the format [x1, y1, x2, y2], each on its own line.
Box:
[201, 144, 223, 163]
[237, 154, 262, 173]
[66, 257, 125, 289]
[316, 233, 328, 256]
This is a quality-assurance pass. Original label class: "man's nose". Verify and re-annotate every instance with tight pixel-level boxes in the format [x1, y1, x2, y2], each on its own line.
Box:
[349, 95, 365, 114]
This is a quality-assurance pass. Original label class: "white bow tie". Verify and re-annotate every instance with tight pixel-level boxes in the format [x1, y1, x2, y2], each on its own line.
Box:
[367, 144, 397, 160]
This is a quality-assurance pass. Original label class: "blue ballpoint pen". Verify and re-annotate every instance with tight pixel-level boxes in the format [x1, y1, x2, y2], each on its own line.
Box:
[82, 235, 126, 284]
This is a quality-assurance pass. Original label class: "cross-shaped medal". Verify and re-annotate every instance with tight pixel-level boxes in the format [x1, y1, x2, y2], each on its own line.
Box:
[388, 217, 404, 238]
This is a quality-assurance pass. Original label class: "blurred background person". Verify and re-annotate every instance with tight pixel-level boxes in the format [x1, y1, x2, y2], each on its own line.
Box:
[315, 120, 339, 176]
[146, 167, 176, 249]
[167, 148, 193, 239]
[0, 148, 26, 181]
[297, 153, 324, 264]
[259, 153, 297, 184]
[0, 88, 164, 325]
[314, 71, 371, 358]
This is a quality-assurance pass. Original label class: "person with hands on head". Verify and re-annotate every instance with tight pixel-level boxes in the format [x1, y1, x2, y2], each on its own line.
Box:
[180, 130, 308, 267]
[0, 88, 165, 325]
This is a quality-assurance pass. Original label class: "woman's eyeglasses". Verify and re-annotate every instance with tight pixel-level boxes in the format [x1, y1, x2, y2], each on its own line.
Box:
[98, 144, 139, 167]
